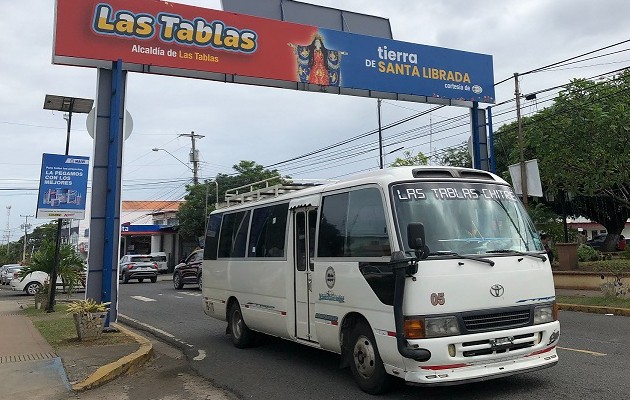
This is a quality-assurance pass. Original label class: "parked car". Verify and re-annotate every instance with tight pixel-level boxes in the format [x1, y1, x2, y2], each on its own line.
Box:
[150, 252, 168, 274]
[586, 234, 626, 251]
[119, 254, 158, 283]
[10, 268, 86, 295]
[1, 265, 22, 285]
[173, 249, 203, 290]
[10, 271, 48, 295]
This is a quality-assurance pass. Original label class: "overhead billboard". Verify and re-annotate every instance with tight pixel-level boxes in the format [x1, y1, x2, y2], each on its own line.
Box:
[36, 153, 90, 219]
[53, 0, 495, 104]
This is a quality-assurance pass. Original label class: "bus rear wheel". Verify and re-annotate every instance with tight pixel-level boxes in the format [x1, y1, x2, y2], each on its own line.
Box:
[229, 302, 255, 348]
[348, 321, 392, 394]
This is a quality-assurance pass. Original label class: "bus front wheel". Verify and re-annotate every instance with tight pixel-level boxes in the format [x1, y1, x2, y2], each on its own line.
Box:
[348, 321, 392, 395]
[229, 302, 255, 348]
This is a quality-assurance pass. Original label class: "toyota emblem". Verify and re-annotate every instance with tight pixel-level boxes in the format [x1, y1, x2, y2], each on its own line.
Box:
[490, 284, 504, 297]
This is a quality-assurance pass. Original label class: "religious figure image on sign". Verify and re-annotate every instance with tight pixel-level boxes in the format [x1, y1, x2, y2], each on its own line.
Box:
[288, 33, 346, 86]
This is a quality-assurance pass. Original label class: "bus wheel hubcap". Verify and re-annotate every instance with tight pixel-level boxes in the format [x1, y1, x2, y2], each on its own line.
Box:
[353, 336, 376, 378]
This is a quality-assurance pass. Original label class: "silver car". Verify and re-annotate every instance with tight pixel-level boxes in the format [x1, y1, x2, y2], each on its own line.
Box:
[1, 265, 23, 285]
[119, 255, 158, 284]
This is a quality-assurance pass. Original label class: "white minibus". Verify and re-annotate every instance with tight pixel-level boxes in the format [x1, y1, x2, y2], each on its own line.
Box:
[201, 167, 559, 394]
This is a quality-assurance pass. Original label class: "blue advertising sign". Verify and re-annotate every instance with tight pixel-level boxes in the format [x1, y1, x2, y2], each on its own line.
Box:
[36, 153, 90, 219]
[317, 28, 495, 103]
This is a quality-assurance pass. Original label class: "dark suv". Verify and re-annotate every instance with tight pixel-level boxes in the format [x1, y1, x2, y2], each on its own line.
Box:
[173, 249, 203, 290]
[119, 254, 159, 283]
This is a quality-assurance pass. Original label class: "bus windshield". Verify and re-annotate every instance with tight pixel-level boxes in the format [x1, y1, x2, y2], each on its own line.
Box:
[392, 181, 543, 256]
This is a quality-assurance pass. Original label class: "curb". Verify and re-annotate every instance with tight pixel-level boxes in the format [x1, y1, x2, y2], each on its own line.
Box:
[558, 303, 630, 317]
[71, 322, 153, 392]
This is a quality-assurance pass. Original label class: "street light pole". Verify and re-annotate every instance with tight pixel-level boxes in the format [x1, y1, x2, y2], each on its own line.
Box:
[43, 95, 93, 313]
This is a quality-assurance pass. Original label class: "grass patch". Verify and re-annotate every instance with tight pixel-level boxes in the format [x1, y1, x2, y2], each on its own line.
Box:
[577, 259, 630, 273]
[557, 295, 630, 308]
[22, 305, 135, 350]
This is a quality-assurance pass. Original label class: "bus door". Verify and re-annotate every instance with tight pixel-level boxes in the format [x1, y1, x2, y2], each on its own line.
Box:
[294, 207, 318, 341]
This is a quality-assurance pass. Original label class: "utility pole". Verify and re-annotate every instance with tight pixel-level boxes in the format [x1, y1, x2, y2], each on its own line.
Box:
[179, 131, 204, 184]
[514, 73, 528, 209]
[20, 215, 33, 262]
[5, 205, 11, 255]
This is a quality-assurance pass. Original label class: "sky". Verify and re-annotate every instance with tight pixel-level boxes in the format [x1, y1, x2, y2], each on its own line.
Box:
[1, 0, 629, 240]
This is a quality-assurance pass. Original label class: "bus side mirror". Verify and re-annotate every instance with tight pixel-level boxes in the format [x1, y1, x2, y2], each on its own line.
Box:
[407, 223, 425, 250]
[407, 223, 428, 260]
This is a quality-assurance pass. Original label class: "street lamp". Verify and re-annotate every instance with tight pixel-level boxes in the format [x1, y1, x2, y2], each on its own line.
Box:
[44, 95, 94, 154]
[42, 94, 93, 313]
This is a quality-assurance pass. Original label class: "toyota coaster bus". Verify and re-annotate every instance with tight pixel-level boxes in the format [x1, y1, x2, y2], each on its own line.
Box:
[200, 166, 559, 394]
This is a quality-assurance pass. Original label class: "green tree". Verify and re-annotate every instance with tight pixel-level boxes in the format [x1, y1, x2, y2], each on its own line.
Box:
[390, 150, 429, 167]
[177, 161, 284, 240]
[436, 143, 472, 168]
[493, 70, 630, 250]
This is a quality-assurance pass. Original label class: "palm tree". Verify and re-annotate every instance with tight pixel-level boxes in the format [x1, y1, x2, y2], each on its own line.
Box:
[19, 239, 85, 294]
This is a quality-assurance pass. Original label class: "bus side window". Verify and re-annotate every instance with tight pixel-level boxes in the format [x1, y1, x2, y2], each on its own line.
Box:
[248, 203, 289, 258]
[318, 187, 390, 258]
[204, 213, 222, 260]
[218, 210, 250, 258]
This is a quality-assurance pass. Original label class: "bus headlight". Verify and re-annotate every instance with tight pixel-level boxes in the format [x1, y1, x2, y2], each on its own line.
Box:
[424, 316, 460, 338]
[534, 303, 557, 325]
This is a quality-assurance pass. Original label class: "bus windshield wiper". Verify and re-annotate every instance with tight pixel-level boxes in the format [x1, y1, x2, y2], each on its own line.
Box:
[428, 251, 495, 266]
[486, 249, 547, 261]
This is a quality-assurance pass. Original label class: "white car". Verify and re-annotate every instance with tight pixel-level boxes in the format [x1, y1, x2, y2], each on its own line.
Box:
[10, 270, 85, 295]
[10, 271, 48, 295]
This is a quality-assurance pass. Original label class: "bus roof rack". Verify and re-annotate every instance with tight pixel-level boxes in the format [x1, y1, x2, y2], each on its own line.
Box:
[223, 177, 335, 207]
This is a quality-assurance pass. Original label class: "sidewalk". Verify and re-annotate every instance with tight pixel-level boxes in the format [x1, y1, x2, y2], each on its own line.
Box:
[0, 298, 152, 399]
[0, 299, 70, 400]
[0, 297, 234, 400]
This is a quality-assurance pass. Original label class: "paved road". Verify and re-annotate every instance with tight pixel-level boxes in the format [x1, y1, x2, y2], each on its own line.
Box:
[111, 280, 630, 400]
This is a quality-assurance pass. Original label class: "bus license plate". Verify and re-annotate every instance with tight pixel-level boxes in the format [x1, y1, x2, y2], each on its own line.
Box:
[489, 336, 514, 350]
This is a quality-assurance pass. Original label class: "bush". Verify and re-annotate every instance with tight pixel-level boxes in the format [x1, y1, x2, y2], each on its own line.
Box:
[577, 244, 600, 262]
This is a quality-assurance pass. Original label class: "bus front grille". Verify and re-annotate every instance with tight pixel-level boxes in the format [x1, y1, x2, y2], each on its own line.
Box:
[462, 308, 531, 332]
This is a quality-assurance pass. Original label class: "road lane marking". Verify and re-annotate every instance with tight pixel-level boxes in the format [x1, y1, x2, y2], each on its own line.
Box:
[174, 296, 183, 299]
[119, 314, 195, 348]
[557, 346, 606, 356]
[193, 350, 206, 361]
[183, 292, 202, 297]
[130, 296, 157, 302]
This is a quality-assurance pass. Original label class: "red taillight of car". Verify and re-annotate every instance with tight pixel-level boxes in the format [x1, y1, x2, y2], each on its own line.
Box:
[13, 271, 20, 279]
[128, 263, 135, 270]
[152, 263, 158, 269]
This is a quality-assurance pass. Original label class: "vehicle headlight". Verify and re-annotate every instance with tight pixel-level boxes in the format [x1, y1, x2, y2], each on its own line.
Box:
[534, 303, 557, 325]
[424, 316, 461, 338]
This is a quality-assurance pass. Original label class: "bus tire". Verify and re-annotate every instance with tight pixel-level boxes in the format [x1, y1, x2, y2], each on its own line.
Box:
[348, 321, 392, 395]
[229, 302, 255, 348]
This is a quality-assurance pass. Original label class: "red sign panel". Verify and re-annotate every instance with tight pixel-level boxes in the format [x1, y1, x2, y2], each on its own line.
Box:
[54, 0, 317, 83]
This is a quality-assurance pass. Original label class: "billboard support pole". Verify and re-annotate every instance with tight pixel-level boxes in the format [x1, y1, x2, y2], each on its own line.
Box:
[487, 106, 496, 173]
[87, 60, 126, 327]
[101, 60, 123, 326]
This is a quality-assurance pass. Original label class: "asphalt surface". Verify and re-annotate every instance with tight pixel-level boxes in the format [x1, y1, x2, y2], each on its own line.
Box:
[116, 279, 630, 400]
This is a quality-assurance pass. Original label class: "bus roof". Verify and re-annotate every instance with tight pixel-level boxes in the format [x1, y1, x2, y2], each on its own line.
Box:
[212, 166, 508, 213]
